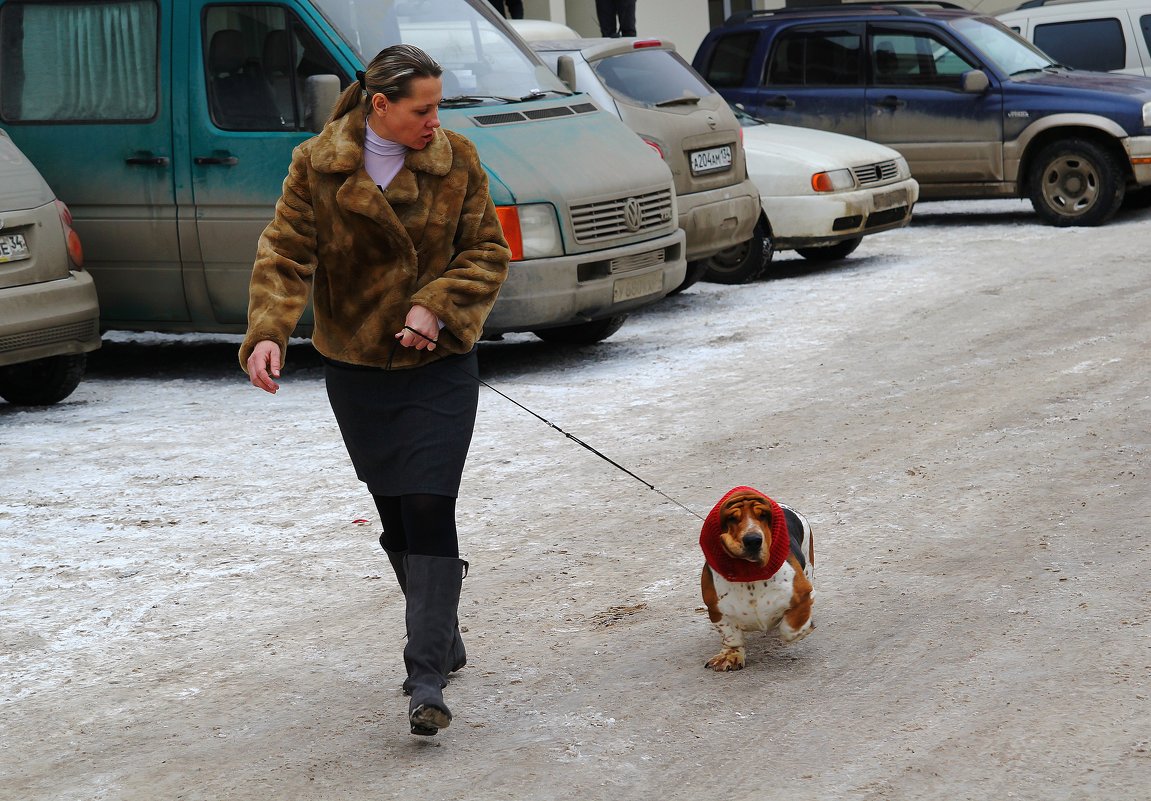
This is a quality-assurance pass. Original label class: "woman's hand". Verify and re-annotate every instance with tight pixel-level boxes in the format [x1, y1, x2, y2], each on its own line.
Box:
[247, 340, 282, 394]
[395, 305, 441, 351]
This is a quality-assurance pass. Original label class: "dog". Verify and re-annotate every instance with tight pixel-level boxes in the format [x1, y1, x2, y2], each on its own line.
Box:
[699, 486, 814, 671]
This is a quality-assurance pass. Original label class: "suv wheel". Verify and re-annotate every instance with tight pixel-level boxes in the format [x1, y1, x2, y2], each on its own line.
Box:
[534, 314, 628, 345]
[702, 220, 773, 284]
[795, 237, 862, 262]
[0, 353, 87, 406]
[1028, 138, 1125, 227]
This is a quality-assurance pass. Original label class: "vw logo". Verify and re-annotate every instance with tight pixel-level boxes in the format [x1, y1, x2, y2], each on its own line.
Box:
[623, 198, 642, 231]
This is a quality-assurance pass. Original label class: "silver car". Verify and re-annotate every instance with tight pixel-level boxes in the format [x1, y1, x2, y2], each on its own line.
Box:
[0, 129, 100, 405]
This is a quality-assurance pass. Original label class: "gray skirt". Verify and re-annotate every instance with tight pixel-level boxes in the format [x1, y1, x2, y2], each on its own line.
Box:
[323, 349, 479, 497]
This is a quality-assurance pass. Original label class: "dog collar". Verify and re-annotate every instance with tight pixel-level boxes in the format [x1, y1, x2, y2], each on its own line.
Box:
[700, 486, 792, 582]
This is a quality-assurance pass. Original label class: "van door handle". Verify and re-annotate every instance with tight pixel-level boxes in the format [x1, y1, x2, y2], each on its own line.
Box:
[763, 94, 795, 109]
[194, 156, 240, 166]
[125, 155, 170, 166]
[876, 95, 907, 110]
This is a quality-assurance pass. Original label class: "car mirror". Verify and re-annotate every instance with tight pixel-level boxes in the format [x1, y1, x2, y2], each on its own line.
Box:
[961, 69, 990, 94]
[557, 55, 578, 92]
[305, 74, 343, 133]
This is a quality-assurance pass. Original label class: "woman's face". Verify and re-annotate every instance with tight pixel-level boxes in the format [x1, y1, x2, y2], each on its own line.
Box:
[370, 76, 442, 149]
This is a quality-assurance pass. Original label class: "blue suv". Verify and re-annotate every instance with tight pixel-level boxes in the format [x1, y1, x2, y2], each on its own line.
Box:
[692, 1, 1151, 226]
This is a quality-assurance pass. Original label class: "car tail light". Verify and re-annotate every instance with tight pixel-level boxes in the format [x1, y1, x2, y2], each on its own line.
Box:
[55, 199, 84, 268]
[642, 138, 664, 159]
[495, 205, 523, 261]
[633, 39, 661, 49]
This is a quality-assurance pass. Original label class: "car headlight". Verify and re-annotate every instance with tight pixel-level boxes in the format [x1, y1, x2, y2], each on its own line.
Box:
[811, 168, 855, 193]
[1143, 101, 1151, 128]
[495, 203, 563, 260]
[894, 156, 911, 180]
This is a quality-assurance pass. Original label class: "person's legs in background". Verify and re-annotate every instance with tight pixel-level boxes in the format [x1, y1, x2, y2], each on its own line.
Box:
[618, 0, 637, 36]
[595, 0, 618, 36]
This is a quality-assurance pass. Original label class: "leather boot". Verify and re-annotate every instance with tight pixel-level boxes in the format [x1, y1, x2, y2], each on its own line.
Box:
[402, 554, 465, 736]
[382, 543, 466, 674]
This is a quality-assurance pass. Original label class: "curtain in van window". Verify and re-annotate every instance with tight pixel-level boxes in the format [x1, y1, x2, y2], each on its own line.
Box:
[16, 1, 157, 121]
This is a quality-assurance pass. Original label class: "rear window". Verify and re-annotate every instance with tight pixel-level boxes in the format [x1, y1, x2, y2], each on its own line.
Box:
[1033, 18, 1126, 72]
[0, 0, 159, 123]
[591, 48, 714, 105]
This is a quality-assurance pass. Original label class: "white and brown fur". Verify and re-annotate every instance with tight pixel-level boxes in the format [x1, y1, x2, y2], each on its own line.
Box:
[701, 492, 815, 671]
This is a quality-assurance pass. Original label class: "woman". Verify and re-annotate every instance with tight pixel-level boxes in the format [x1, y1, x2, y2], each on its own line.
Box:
[240, 44, 510, 737]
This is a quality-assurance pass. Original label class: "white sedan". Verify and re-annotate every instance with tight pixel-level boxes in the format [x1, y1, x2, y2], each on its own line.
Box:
[703, 105, 920, 284]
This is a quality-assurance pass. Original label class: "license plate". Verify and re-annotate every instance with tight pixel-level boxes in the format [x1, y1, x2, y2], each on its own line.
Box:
[613, 270, 664, 303]
[690, 145, 733, 175]
[0, 232, 29, 264]
[873, 188, 907, 211]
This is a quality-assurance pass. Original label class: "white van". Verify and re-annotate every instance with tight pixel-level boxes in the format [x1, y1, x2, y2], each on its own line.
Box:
[998, 0, 1151, 76]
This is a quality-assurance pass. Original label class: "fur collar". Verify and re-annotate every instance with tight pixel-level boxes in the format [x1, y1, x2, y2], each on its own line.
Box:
[700, 486, 792, 582]
[309, 111, 453, 204]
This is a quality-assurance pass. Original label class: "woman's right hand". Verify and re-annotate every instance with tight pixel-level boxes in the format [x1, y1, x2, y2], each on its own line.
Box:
[247, 340, 281, 394]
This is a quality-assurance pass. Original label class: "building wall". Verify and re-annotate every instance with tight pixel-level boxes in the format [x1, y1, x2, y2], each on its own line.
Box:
[517, 0, 1025, 62]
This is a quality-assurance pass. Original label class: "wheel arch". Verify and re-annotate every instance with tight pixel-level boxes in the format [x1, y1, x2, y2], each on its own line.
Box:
[1011, 117, 1133, 194]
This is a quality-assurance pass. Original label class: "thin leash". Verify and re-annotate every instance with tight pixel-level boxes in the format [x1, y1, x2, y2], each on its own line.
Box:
[391, 328, 705, 522]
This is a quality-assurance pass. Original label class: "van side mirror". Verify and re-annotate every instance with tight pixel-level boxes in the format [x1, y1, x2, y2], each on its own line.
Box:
[305, 74, 342, 132]
[961, 69, 990, 94]
[556, 55, 577, 92]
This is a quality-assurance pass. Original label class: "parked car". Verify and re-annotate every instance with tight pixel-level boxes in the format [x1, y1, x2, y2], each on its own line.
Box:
[703, 104, 919, 284]
[513, 26, 761, 289]
[0, 129, 99, 405]
[692, 2, 1151, 227]
[0, 0, 686, 345]
[998, 0, 1151, 76]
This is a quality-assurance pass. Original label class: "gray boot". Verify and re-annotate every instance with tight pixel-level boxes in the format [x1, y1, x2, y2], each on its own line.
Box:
[381, 543, 466, 674]
[402, 554, 465, 736]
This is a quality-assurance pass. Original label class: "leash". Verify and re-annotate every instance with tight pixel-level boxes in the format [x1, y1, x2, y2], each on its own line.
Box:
[388, 330, 705, 521]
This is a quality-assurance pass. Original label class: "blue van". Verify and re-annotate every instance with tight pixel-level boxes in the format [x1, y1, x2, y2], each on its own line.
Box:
[0, 0, 685, 343]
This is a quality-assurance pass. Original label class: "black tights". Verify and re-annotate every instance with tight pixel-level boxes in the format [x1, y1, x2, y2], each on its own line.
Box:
[373, 494, 459, 558]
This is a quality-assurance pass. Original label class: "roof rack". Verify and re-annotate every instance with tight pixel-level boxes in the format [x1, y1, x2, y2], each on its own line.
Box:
[726, 1, 968, 25]
[1015, 0, 1105, 8]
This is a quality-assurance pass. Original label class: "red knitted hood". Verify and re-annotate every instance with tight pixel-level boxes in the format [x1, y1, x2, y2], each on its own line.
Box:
[700, 486, 791, 582]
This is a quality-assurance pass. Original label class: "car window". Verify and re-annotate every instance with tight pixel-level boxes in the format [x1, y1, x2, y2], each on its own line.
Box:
[0, 0, 159, 122]
[699, 30, 759, 88]
[1033, 18, 1126, 72]
[591, 48, 713, 105]
[1143, 14, 1151, 57]
[951, 16, 1053, 75]
[870, 29, 976, 88]
[202, 4, 346, 132]
[765, 26, 863, 87]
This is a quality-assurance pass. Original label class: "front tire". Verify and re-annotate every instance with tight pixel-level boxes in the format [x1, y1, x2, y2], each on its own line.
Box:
[1027, 138, 1125, 227]
[0, 353, 87, 405]
[795, 237, 862, 262]
[533, 314, 628, 345]
[702, 220, 773, 285]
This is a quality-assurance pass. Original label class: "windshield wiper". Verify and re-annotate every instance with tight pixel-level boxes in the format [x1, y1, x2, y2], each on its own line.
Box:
[1010, 67, 1048, 77]
[654, 94, 702, 108]
[518, 88, 574, 101]
[439, 94, 519, 108]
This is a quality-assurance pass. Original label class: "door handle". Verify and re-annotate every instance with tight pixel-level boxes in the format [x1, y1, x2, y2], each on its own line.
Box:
[125, 155, 170, 166]
[194, 156, 240, 166]
[876, 95, 907, 110]
[763, 94, 795, 109]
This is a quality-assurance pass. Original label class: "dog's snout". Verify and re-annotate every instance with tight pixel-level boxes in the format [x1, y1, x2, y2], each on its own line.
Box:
[742, 533, 764, 552]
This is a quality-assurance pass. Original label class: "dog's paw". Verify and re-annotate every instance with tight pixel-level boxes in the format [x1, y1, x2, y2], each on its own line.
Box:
[705, 648, 746, 672]
[780, 620, 814, 643]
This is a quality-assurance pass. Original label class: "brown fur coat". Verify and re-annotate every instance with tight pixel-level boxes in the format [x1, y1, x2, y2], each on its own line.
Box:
[239, 111, 510, 371]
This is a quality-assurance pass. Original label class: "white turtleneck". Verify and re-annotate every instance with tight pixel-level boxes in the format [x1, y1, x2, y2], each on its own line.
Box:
[364, 123, 408, 189]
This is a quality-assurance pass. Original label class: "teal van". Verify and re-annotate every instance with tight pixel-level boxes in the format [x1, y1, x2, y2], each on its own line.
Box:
[0, 0, 686, 343]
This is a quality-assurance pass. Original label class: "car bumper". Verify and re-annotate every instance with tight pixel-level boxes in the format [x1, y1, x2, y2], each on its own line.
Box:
[483, 229, 686, 335]
[1125, 135, 1151, 185]
[761, 178, 920, 250]
[678, 178, 761, 262]
[0, 270, 102, 367]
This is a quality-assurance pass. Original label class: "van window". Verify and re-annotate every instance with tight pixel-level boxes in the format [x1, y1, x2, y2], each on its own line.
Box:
[202, 4, 346, 131]
[765, 27, 863, 87]
[870, 29, 976, 88]
[1032, 18, 1126, 72]
[592, 49, 713, 106]
[0, 0, 159, 122]
[699, 31, 759, 88]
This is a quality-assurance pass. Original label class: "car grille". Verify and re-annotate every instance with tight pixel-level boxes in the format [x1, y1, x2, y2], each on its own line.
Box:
[570, 188, 674, 244]
[853, 160, 901, 186]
